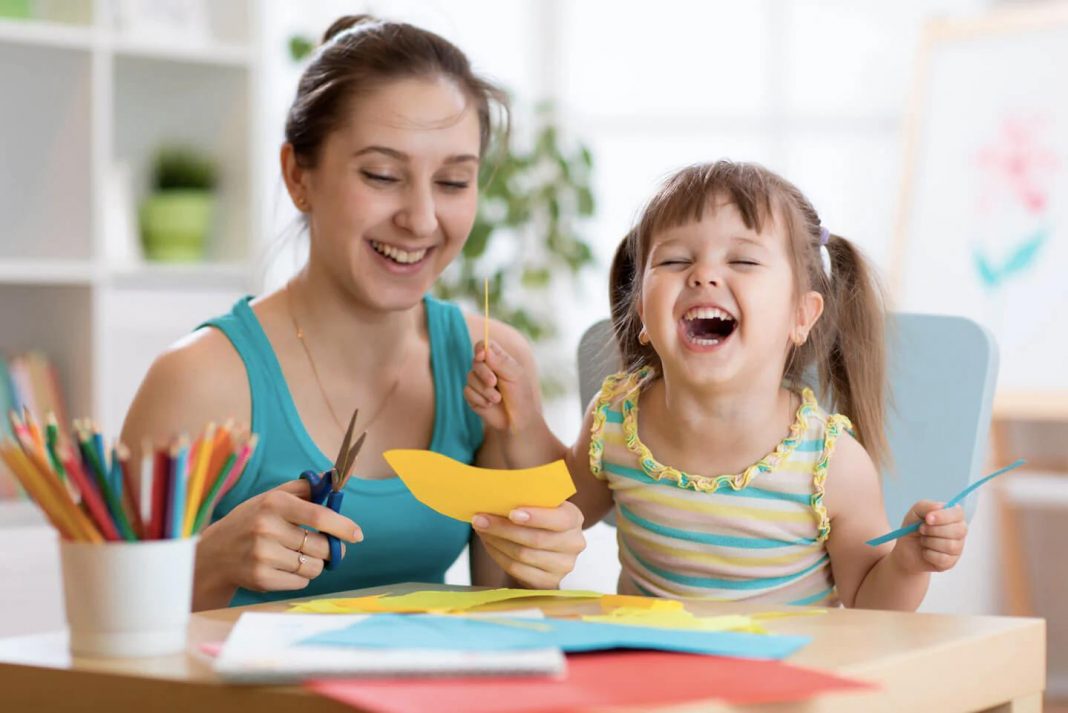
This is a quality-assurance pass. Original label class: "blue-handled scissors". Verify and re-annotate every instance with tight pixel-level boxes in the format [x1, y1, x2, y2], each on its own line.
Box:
[300, 407, 366, 570]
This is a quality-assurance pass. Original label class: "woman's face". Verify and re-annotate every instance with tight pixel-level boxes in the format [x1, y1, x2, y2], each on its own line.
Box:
[295, 75, 482, 311]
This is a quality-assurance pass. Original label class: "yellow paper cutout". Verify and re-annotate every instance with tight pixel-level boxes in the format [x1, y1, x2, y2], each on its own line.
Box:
[289, 588, 604, 614]
[383, 450, 576, 521]
[583, 608, 767, 634]
[599, 595, 685, 613]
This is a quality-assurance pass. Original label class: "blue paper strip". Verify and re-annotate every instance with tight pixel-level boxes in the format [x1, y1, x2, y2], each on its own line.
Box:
[866, 459, 1025, 547]
[301, 613, 810, 661]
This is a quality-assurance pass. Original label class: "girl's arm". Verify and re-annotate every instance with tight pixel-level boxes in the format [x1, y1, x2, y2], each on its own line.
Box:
[463, 314, 585, 589]
[824, 433, 966, 611]
[464, 314, 566, 469]
[566, 401, 615, 529]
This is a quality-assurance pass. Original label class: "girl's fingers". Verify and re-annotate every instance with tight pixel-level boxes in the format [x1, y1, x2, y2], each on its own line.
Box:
[922, 548, 957, 571]
[919, 520, 968, 539]
[466, 372, 501, 404]
[464, 384, 494, 410]
[924, 505, 965, 526]
[471, 361, 498, 389]
[921, 536, 964, 556]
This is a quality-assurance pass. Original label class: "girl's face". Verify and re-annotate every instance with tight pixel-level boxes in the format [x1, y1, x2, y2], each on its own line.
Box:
[287, 75, 482, 310]
[639, 197, 823, 389]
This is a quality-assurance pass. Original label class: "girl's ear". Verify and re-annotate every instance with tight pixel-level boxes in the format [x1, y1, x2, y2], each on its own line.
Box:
[795, 290, 824, 343]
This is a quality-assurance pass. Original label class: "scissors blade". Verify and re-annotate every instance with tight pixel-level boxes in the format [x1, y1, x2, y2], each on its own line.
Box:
[338, 431, 367, 484]
[334, 408, 359, 474]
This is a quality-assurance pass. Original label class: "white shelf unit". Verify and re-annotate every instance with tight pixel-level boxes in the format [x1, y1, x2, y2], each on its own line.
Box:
[0, 0, 264, 438]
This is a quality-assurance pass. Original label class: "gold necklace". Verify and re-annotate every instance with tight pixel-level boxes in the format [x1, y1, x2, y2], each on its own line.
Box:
[285, 280, 407, 438]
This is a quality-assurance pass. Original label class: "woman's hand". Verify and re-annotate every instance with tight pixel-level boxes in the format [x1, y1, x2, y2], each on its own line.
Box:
[889, 500, 968, 575]
[471, 500, 586, 589]
[464, 340, 538, 433]
[192, 479, 362, 610]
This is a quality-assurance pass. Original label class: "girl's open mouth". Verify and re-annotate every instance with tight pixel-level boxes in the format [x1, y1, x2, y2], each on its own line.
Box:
[680, 306, 737, 347]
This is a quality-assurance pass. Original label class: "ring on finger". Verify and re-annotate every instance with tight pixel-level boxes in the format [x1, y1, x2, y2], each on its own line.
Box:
[297, 529, 310, 554]
[292, 551, 307, 574]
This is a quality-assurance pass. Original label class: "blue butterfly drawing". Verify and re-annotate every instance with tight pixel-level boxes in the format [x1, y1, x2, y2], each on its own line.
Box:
[972, 228, 1049, 290]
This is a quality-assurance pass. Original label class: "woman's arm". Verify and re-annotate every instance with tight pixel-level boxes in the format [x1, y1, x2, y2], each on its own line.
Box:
[121, 329, 359, 610]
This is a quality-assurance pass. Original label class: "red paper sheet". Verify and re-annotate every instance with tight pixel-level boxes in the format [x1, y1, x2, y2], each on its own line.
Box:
[306, 650, 875, 713]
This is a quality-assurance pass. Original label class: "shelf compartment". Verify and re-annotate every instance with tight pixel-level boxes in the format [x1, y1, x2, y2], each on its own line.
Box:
[0, 41, 92, 261]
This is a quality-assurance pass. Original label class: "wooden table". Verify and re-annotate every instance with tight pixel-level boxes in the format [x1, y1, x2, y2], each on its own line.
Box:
[0, 584, 1047, 713]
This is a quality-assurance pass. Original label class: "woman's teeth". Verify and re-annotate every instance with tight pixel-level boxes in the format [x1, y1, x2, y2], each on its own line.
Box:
[371, 240, 427, 264]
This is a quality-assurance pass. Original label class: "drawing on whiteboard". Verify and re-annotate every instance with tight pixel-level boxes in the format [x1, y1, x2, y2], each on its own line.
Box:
[971, 116, 1059, 290]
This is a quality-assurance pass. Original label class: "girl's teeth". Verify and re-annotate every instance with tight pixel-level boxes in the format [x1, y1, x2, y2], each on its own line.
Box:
[372, 240, 427, 264]
[691, 337, 720, 346]
[684, 306, 733, 321]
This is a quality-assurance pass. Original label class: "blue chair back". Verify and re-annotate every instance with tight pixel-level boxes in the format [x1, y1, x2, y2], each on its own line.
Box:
[576, 314, 999, 524]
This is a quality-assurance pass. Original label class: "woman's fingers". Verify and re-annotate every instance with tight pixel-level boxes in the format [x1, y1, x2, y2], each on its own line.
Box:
[478, 536, 564, 589]
[265, 488, 363, 543]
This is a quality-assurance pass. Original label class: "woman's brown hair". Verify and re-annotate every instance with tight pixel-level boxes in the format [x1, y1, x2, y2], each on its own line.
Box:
[609, 161, 889, 468]
[285, 15, 509, 169]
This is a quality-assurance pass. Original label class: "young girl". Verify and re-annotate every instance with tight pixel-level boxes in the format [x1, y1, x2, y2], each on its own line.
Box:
[465, 160, 968, 609]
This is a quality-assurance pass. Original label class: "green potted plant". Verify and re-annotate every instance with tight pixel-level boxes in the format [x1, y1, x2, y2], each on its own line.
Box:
[433, 104, 597, 396]
[139, 146, 218, 261]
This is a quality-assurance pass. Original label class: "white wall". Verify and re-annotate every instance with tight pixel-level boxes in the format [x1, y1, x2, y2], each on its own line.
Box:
[263, 0, 1005, 606]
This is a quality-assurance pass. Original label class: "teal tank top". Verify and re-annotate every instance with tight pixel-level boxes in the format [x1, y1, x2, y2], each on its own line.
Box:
[200, 294, 483, 606]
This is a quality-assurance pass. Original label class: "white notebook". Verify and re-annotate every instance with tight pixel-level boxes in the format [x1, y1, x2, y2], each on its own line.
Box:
[213, 611, 566, 683]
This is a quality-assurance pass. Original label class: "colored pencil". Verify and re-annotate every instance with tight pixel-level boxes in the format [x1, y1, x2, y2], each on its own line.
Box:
[183, 423, 216, 536]
[168, 438, 189, 540]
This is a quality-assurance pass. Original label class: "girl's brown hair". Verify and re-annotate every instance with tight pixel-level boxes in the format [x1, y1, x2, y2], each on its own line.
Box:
[285, 15, 509, 169]
[609, 161, 888, 467]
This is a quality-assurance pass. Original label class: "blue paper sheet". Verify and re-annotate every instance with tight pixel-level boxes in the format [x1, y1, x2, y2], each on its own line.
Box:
[866, 459, 1025, 546]
[300, 614, 810, 661]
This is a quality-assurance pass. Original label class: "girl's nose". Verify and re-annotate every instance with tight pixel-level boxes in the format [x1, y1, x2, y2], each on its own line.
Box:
[687, 264, 720, 288]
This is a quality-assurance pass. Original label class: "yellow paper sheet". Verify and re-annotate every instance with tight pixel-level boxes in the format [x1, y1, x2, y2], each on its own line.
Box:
[583, 607, 767, 634]
[383, 450, 576, 521]
[599, 595, 685, 613]
[289, 587, 604, 614]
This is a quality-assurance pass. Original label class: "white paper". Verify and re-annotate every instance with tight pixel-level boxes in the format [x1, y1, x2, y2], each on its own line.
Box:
[213, 611, 565, 683]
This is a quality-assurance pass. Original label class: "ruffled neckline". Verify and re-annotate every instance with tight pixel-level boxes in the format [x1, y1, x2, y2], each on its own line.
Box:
[610, 369, 818, 494]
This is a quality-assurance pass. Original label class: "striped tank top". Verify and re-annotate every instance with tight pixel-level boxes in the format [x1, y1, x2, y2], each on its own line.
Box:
[589, 369, 852, 606]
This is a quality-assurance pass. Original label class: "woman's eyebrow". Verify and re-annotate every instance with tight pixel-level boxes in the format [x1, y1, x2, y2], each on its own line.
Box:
[353, 145, 479, 164]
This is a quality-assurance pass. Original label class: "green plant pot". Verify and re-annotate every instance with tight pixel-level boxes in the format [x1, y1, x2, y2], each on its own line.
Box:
[0, 0, 30, 19]
[139, 190, 215, 262]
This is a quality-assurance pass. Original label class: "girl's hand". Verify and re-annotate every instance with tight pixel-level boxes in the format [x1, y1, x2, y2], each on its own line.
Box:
[890, 500, 968, 575]
[464, 340, 538, 433]
[471, 501, 586, 589]
[193, 479, 362, 609]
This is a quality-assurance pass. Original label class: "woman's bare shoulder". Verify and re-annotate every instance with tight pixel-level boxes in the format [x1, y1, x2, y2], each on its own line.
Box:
[121, 326, 250, 445]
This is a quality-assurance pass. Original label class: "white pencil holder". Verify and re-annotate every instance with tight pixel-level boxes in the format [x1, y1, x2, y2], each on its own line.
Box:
[59, 537, 197, 658]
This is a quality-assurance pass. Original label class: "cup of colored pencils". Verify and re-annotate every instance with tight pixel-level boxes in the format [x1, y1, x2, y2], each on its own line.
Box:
[0, 410, 257, 657]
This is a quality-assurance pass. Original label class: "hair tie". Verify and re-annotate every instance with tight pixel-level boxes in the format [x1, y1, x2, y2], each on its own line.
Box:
[818, 227, 832, 279]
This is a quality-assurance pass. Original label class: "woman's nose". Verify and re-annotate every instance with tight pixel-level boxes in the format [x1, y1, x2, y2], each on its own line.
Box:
[395, 184, 438, 237]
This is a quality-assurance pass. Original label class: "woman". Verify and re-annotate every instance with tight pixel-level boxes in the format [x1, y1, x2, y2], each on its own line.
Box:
[121, 15, 585, 611]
